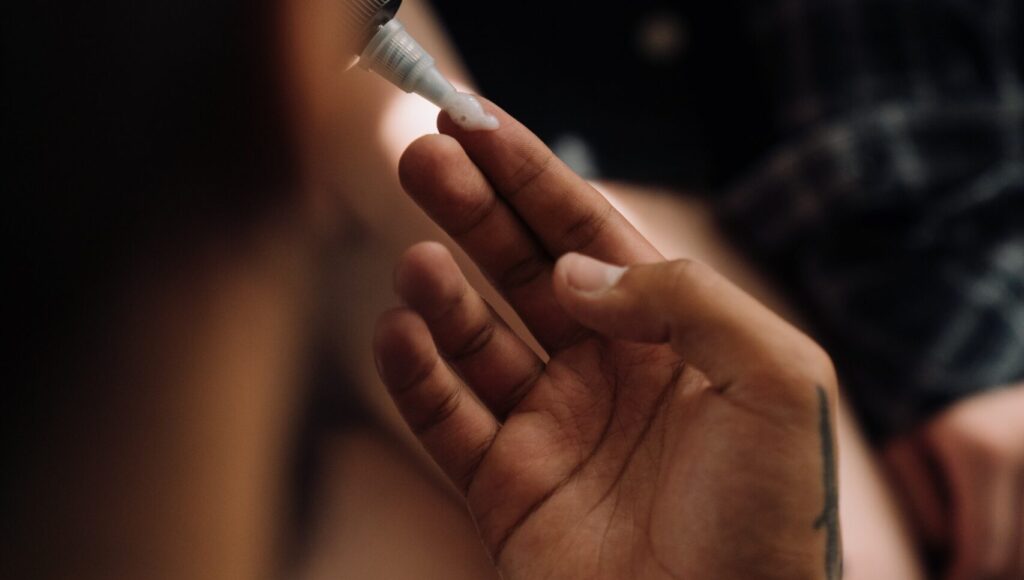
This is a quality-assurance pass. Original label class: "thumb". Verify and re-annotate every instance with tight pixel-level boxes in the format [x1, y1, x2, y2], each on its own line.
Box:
[552, 253, 834, 393]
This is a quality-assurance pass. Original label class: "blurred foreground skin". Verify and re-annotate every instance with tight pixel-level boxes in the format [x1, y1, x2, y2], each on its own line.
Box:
[886, 384, 1024, 580]
[374, 100, 842, 579]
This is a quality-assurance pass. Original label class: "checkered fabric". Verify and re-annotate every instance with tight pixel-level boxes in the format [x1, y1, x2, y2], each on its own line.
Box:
[718, 0, 1024, 440]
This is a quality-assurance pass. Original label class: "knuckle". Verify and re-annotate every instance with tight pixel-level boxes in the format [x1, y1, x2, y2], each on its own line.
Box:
[447, 190, 499, 237]
[736, 339, 838, 410]
[492, 363, 545, 416]
[797, 338, 839, 394]
[498, 252, 549, 290]
[792, 342, 839, 403]
[456, 431, 496, 493]
[735, 367, 807, 399]
[421, 277, 468, 323]
[505, 147, 554, 199]
[447, 319, 497, 362]
[409, 385, 463, 436]
[558, 205, 612, 253]
[391, 353, 439, 396]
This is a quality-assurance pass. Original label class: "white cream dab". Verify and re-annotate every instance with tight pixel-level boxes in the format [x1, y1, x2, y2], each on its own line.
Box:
[441, 92, 500, 131]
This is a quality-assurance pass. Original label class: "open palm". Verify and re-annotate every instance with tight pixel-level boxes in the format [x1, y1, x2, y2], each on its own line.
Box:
[374, 102, 840, 579]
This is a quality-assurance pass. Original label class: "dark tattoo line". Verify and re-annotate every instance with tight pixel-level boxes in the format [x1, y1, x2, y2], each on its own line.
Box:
[812, 386, 841, 580]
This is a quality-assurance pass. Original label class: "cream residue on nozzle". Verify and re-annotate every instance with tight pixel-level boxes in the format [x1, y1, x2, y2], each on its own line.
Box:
[359, 19, 499, 132]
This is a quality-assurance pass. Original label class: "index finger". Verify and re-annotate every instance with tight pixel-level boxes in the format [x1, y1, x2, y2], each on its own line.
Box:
[438, 99, 662, 266]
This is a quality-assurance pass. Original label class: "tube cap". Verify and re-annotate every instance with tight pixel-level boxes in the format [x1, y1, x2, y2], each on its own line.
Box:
[341, 0, 404, 55]
[359, 19, 449, 98]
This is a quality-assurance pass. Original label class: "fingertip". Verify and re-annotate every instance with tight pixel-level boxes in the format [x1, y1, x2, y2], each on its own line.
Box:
[398, 133, 465, 195]
[398, 132, 496, 228]
[394, 242, 464, 317]
[373, 307, 438, 391]
[568, 254, 626, 293]
[552, 255, 668, 344]
[436, 108, 455, 135]
[551, 253, 620, 332]
[551, 253, 578, 308]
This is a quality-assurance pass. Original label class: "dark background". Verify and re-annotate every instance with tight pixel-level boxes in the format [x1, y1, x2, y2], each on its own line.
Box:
[431, 1, 774, 190]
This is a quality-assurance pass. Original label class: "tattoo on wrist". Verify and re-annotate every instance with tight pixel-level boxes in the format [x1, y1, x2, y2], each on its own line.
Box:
[812, 386, 841, 580]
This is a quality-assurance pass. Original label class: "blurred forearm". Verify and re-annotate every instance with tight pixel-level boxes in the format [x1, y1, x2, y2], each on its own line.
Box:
[8, 224, 311, 580]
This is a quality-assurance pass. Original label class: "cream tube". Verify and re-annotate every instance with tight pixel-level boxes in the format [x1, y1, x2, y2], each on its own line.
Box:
[357, 19, 499, 131]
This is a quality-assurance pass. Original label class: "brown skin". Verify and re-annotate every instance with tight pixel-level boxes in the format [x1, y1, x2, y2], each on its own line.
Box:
[555, 183, 925, 580]
[373, 100, 841, 579]
[886, 384, 1024, 580]
[16, 218, 314, 580]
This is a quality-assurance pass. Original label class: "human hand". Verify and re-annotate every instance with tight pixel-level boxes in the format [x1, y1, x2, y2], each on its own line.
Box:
[886, 384, 1024, 580]
[373, 100, 841, 579]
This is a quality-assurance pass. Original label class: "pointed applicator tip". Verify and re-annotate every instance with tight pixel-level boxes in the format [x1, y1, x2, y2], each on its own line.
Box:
[359, 19, 499, 132]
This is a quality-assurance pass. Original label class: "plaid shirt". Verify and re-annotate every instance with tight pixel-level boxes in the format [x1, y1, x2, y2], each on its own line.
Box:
[718, 0, 1024, 440]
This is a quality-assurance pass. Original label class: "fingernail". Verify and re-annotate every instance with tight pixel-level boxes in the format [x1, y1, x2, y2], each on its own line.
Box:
[562, 253, 626, 294]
